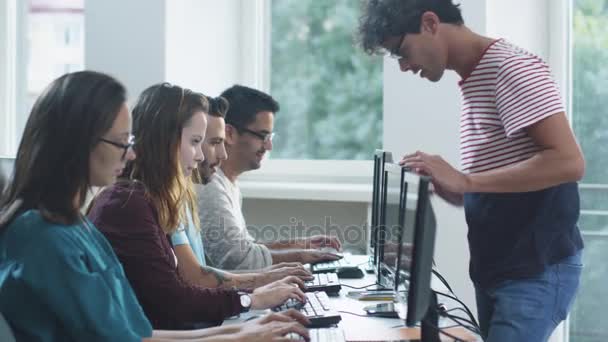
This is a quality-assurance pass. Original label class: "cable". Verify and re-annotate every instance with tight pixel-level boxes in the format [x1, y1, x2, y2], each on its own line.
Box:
[431, 268, 479, 331]
[432, 268, 455, 294]
[433, 290, 480, 329]
[337, 310, 369, 318]
[446, 307, 474, 318]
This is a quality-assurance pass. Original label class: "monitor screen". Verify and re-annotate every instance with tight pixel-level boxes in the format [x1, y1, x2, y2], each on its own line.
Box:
[377, 162, 405, 290]
[394, 173, 437, 327]
[370, 150, 391, 264]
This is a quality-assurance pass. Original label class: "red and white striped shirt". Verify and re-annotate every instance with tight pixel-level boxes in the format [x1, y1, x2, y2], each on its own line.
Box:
[459, 39, 564, 174]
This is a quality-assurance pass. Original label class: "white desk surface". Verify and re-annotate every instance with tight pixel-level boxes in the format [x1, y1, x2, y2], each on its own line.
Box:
[225, 255, 479, 341]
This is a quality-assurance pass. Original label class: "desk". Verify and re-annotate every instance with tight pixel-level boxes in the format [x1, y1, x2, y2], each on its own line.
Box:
[226, 255, 479, 341]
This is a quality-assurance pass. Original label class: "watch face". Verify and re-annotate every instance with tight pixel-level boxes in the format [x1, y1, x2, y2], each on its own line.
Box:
[240, 294, 251, 308]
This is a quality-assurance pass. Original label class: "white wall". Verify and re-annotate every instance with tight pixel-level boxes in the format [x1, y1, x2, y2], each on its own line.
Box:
[243, 199, 370, 253]
[85, 0, 166, 103]
[165, 0, 241, 96]
[486, 0, 550, 61]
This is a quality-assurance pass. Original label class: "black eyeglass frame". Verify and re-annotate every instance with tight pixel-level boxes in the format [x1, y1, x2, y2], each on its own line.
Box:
[99, 135, 135, 160]
[235, 126, 275, 144]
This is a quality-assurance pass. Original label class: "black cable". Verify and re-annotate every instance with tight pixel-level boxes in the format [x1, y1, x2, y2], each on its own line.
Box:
[431, 268, 479, 332]
[433, 290, 480, 329]
[446, 307, 474, 319]
[337, 310, 369, 318]
[432, 268, 455, 294]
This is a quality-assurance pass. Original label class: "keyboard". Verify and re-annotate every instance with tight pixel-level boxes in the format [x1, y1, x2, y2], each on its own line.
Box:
[286, 327, 346, 341]
[305, 273, 341, 294]
[273, 291, 342, 328]
[311, 254, 361, 276]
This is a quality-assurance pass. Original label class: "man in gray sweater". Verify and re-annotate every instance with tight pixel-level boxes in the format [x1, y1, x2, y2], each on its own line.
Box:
[197, 85, 342, 270]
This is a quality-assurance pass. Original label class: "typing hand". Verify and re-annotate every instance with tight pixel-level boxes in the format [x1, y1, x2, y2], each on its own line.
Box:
[267, 275, 307, 290]
[302, 235, 342, 251]
[235, 310, 310, 342]
[299, 250, 342, 265]
[250, 281, 307, 310]
[265, 264, 314, 284]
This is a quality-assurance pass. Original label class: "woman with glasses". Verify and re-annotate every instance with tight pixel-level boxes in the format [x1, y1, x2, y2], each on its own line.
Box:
[0, 71, 309, 341]
[87, 83, 308, 330]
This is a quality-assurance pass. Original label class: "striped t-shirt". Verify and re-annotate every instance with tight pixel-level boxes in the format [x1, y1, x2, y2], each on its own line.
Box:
[459, 39, 565, 174]
[460, 40, 583, 288]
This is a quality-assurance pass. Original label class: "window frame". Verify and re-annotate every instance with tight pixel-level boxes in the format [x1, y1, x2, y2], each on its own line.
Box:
[550, 1, 608, 342]
[237, 0, 377, 193]
[0, 0, 26, 158]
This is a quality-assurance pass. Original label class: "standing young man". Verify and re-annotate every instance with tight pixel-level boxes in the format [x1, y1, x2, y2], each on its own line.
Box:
[197, 85, 342, 270]
[358, 1, 584, 341]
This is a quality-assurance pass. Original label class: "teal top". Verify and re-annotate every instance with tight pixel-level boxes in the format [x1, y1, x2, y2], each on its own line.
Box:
[0, 210, 153, 342]
[170, 206, 206, 266]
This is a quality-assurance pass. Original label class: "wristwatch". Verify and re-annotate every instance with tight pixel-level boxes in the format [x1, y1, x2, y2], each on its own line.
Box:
[238, 291, 252, 312]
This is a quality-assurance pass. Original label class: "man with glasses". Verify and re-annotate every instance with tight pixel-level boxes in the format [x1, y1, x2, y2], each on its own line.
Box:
[358, 1, 584, 341]
[197, 85, 342, 271]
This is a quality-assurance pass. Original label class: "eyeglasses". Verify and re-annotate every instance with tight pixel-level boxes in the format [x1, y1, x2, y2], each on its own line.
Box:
[99, 134, 135, 160]
[237, 127, 275, 144]
[387, 34, 407, 60]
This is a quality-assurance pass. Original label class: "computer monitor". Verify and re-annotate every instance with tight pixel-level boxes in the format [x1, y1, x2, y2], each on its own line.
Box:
[394, 172, 440, 341]
[370, 150, 391, 265]
[376, 162, 405, 290]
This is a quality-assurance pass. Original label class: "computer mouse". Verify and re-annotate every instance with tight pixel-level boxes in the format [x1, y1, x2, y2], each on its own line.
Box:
[336, 267, 365, 279]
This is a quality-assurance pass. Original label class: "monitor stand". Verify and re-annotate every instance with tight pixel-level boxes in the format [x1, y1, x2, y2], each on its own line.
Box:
[420, 292, 441, 342]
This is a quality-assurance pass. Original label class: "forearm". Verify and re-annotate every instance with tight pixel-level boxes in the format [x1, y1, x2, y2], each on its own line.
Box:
[262, 239, 302, 250]
[466, 149, 585, 193]
[270, 250, 303, 264]
[197, 266, 272, 289]
[149, 325, 241, 340]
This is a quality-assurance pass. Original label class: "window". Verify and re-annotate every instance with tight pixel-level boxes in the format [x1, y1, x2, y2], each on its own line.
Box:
[0, 0, 84, 157]
[26, 0, 84, 126]
[268, 0, 383, 160]
[568, 1, 608, 341]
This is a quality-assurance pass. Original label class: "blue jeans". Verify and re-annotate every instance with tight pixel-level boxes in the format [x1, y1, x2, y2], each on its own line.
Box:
[475, 251, 582, 342]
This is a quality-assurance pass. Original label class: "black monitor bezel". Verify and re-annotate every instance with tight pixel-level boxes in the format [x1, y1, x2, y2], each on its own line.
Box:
[371, 150, 391, 266]
[376, 162, 406, 290]
[402, 175, 436, 327]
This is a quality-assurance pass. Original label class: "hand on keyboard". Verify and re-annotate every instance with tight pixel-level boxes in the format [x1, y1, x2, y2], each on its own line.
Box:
[263, 265, 315, 285]
[299, 250, 343, 265]
[251, 281, 307, 310]
[302, 235, 342, 251]
[234, 310, 310, 342]
[318, 247, 344, 258]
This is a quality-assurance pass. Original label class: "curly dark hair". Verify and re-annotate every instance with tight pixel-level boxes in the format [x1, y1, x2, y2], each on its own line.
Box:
[357, 0, 464, 55]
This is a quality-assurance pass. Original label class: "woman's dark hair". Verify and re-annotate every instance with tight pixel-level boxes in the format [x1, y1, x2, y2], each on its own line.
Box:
[358, 0, 464, 55]
[206, 96, 229, 118]
[0, 169, 6, 198]
[0, 71, 126, 228]
[127, 83, 208, 233]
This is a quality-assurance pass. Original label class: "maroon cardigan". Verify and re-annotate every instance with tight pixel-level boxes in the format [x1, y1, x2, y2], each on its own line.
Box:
[87, 181, 241, 330]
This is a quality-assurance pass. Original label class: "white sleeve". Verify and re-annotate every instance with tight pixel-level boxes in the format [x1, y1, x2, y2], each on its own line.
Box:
[196, 183, 273, 270]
